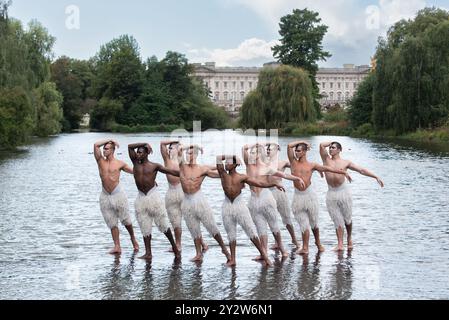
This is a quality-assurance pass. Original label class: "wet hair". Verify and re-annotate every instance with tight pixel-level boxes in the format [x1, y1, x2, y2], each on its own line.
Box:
[331, 142, 342, 151]
[295, 143, 309, 152]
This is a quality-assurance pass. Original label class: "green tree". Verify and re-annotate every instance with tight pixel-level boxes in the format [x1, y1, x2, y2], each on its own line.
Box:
[0, 87, 34, 149]
[348, 73, 375, 128]
[51, 56, 95, 131]
[272, 8, 331, 115]
[90, 98, 123, 131]
[33, 81, 63, 137]
[240, 65, 315, 129]
[370, 7, 449, 134]
[92, 35, 144, 112]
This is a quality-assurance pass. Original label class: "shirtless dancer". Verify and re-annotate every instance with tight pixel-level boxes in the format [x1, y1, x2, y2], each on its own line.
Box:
[288, 141, 352, 255]
[128, 143, 181, 261]
[243, 143, 305, 258]
[320, 141, 384, 251]
[216, 155, 282, 267]
[178, 145, 231, 263]
[265, 143, 300, 249]
[161, 140, 208, 252]
[94, 139, 139, 255]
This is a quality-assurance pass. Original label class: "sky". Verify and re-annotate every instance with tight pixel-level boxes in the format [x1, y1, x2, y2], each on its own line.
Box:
[8, 0, 449, 67]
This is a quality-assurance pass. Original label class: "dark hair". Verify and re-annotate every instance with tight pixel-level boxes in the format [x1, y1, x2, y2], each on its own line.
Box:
[295, 143, 309, 152]
[331, 142, 342, 151]
[137, 146, 149, 154]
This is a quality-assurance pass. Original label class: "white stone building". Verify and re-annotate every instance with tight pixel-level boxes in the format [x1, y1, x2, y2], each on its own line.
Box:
[317, 64, 371, 109]
[193, 62, 371, 115]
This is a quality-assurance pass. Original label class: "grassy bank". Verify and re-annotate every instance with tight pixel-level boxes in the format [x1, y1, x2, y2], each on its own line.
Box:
[281, 119, 449, 144]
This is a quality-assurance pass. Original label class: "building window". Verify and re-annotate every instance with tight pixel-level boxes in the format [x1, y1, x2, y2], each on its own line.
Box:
[322, 83, 326, 89]
[321, 92, 327, 101]
[224, 82, 228, 89]
[338, 83, 341, 89]
[240, 91, 245, 101]
[215, 82, 219, 89]
[215, 92, 220, 101]
[329, 92, 334, 100]
[345, 92, 350, 101]
[353, 83, 357, 89]
[241, 82, 244, 89]
[224, 92, 228, 101]
[330, 83, 333, 89]
[337, 92, 342, 101]
[249, 82, 253, 89]
[233, 82, 236, 89]
[346, 82, 349, 89]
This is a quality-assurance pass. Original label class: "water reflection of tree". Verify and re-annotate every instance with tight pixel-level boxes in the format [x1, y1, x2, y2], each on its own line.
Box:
[296, 253, 322, 300]
[100, 254, 137, 300]
[324, 251, 353, 300]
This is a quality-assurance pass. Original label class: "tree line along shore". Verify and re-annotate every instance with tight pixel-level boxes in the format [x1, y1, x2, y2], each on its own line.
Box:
[1, 2, 448, 150]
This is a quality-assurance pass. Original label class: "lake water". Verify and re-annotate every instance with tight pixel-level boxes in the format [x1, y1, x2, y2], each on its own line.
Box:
[0, 131, 448, 300]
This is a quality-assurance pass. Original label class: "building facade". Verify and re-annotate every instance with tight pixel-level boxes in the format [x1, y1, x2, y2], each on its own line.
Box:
[317, 64, 371, 110]
[193, 62, 371, 115]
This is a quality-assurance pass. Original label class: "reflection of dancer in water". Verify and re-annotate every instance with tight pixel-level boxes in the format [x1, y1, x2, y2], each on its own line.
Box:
[178, 145, 231, 263]
[128, 143, 181, 261]
[320, 141, 384, 251]
[216, 155, 280, 267]
[243, 143, 305, 259]
[288, 141, 352, 255]
[94, 139, 139, 255]
[265, 143, 300, 250]
[160, 140, 185, 252]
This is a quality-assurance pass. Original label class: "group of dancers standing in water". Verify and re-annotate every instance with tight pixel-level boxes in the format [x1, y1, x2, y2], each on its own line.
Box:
[94, 138, 384, 267]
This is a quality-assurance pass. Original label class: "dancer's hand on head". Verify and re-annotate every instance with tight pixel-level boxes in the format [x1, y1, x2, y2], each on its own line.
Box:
[111, 140, 120, 149]
[145, 143, 153, 155]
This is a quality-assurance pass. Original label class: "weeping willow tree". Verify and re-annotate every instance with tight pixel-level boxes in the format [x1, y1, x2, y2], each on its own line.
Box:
[371, 7, 449, 134]
[240, 65, 315, 129]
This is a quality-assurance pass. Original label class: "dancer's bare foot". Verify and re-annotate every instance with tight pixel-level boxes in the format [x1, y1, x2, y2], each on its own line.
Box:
[109, 247, 122, 255]
[201, 242, 209, 252]
[347, 240, 354, 250]
[191, 255, 203, 262]
[281, 250, 289, 258]
[173, 249, 181, 260]
[252, 255, 264, 261]
[296, 248, 309, 255]
[316, 244, 325, 252]
[132, 239, 140, 252]
[333, 245, 344, 252]
[223, 250, 232, 263]
[138, 254, 152, 261]
[270, 244, 279, 250]
[294, 241, 301, 250]
[226, 260, 236, 267]
[263, 258, 273, 267]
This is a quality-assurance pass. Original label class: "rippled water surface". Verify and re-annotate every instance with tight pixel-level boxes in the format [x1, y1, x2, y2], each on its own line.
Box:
[1, 131, 448, 300]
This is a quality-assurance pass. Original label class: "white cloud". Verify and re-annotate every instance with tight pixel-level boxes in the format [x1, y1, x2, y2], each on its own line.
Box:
[192, 0, 433, 67]
[187, 38, 279, 66]
[221, 0, 429, 66]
